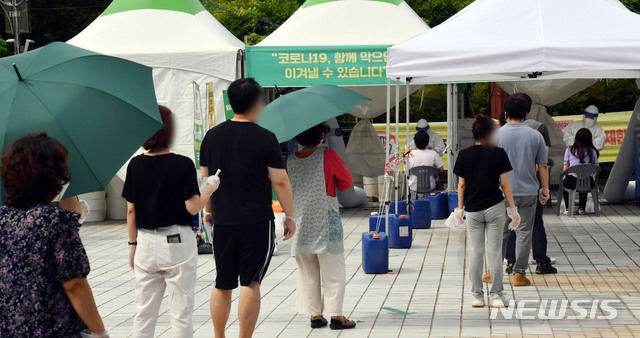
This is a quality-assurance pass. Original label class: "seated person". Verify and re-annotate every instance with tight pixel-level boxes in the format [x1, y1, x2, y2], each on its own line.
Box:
[406, 131, 445, 197]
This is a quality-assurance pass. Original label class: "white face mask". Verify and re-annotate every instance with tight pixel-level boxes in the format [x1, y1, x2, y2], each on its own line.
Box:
[584, 118, 596, 127]
[51, 182, 70, 203]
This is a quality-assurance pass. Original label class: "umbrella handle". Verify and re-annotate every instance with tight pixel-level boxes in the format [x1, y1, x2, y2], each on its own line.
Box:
[12, 63, 23, 82]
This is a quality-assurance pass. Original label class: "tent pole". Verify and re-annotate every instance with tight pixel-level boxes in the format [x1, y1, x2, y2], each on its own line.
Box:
[405, 80, 411, 203]
[385, 78, 391, 229]
[395, 78, 400, 214]
[447, 84, 455, 192]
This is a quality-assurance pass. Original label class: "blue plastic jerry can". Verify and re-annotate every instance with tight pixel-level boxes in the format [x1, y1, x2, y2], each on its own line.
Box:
[389, 200, 408, 215]
[369, 212, 387, 233]
[427, 191, 449, 220]
[388, 214, 412, 249]
[362, 232, 389, 274]
[448, 192, 459, 214]
[409, 199, 432, 229]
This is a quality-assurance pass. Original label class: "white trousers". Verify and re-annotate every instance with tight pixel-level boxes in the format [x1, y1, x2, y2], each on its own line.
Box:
[295, 252, 346, 317]
[133, 225, 197, 338]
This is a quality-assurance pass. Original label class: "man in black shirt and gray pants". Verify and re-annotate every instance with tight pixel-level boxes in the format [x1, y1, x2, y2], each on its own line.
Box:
[200, 78, 295, 338]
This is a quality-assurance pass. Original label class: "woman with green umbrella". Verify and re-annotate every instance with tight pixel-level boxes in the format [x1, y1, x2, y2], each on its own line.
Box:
[288, 124, 356, 330]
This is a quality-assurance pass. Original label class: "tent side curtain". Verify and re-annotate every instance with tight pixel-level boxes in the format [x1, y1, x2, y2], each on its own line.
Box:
[246, 45, 391, 87]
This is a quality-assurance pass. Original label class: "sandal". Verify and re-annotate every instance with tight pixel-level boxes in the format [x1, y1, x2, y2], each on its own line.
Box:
[310, 316, 328, 329]
[330, 316, 356, 330]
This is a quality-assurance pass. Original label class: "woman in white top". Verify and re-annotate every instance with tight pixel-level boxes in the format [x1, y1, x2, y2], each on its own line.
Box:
[407, 131, 445, 196]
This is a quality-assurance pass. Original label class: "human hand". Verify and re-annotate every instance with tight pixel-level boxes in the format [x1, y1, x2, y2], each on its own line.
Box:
[204, 212, 212, 223]
[454, 208, 465, 225]
[508, 207, 520, 230]
[283, 216, 296, 240]
[205, 170, 221, 192]
[129, 245, 136, 270]
[539, 188, 550, 205]
[78, 200, 90, 224]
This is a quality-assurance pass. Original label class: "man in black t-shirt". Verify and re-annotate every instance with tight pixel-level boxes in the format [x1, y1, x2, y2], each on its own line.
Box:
[200, 78, 295, 338]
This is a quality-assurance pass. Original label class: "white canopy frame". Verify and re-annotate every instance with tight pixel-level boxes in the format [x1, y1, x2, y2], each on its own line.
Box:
[384, 0, 640, 202]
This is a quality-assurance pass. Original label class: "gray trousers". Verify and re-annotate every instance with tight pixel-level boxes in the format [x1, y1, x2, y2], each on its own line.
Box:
[502, 195, 538, 276]
[466, 201, 506, 298]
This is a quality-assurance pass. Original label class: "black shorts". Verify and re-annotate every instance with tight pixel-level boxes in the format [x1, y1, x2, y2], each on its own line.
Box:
[213, 220, 275, 290]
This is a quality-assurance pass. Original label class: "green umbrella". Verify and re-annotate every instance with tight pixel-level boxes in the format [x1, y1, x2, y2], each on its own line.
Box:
[257, 85, 370, 143]
[0, 42, 162, 200]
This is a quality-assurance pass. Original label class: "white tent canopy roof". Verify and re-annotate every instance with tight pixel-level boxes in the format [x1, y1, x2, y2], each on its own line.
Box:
[387, 0, 640, 84]
[258, 0, 428, 46]
[68, 0, 244, 81]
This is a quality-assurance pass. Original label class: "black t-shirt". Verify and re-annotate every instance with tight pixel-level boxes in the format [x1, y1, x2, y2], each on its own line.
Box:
[122, 153, 200, 229]
[453, 145, 512, 212]
[200, 120, 285, 225]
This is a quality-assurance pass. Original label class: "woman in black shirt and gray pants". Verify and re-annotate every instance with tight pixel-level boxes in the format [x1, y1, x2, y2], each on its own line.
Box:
[123, 106, 219, 337]
[453, 114, 518, 309]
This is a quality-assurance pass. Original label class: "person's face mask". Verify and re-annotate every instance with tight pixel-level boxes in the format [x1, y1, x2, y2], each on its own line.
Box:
[584, 117, 596, 127]
[51, 182, 70, 203]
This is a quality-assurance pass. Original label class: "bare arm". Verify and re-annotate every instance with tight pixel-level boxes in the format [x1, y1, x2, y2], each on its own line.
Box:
[457, 177, 465, 210]
[538, 163, 549, 190]
[59, 196, 81, 214]
[269, 167, 295, 240]
[63, 278, 105, 335]
[200, 166, 211, 215]
[185, 182, 216, 215]
[439, 166, 445, 174]
[127, 202, 137, 269]
[563, 163, 569, 172]
[499, 173, 517, 210]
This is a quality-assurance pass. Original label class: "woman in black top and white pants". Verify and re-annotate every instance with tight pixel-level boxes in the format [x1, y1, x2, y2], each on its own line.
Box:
[123, 106, 220, 337]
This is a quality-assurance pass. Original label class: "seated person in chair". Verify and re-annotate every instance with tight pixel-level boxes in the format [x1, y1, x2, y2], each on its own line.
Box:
[407, 131, 444, 197]
[562, 128, 599, 215]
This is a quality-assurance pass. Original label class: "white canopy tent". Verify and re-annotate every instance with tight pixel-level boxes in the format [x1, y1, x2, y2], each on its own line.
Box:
[69, 0, 244, 162]
[386, 0, 640, 188]
[247, 0, 430, 206]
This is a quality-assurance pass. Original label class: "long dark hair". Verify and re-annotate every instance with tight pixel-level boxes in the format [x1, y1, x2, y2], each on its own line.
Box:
[570, 128, 599, 163]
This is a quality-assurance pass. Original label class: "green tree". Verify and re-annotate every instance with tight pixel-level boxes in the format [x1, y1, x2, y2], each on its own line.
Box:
[407, 0, 472, 26]
[204, 0, 304, 45]
[0, 37, 6, 56]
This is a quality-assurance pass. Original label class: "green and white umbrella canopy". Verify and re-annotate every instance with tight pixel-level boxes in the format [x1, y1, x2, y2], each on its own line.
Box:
[69, 0, 244, 166]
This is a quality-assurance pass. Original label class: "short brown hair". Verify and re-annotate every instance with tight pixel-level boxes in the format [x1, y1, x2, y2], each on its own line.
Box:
[143, 105, 174, 150]
[1, 132, 70, 208]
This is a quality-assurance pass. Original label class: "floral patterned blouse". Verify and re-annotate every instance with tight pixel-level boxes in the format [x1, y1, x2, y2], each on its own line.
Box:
[0, 204, 90, 337]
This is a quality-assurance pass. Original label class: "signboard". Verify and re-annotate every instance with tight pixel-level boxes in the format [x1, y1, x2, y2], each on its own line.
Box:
[206, 82, 215, 129]
[246, 45, 390, 87]
[193, 82, 205, 168]
[223, 90, 234, 120]
[374, 111, 633, 164]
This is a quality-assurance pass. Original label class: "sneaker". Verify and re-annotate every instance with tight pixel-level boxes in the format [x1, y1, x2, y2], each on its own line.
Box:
[578, 208, 587, 215]
[505, 262, 514, 274]
[536, 262, 557, 274]
[512, 273, 531, 287]
[563, 210, 569, 216]
[330, 316, 356, 330]
[272, 242, 280, 256]
[491, 294, 509, 308]
[472, 296, 485, 308]
[310, 316, 328, 329]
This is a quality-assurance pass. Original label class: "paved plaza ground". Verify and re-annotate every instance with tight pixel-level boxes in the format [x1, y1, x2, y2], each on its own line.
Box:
[83, 202, 640, 337]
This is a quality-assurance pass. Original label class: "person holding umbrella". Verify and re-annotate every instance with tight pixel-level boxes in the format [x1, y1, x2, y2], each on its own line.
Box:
[122, 106, 220, 337]
[288, 123, 356, 330]
[0, 132, 108, 337]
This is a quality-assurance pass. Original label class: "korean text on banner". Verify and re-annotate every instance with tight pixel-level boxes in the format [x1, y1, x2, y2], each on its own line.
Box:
[206, 82, 215, 130]
[223, 90, 234, 120]
[193, 82, 205, 168]
[246, 45, 390, 87]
